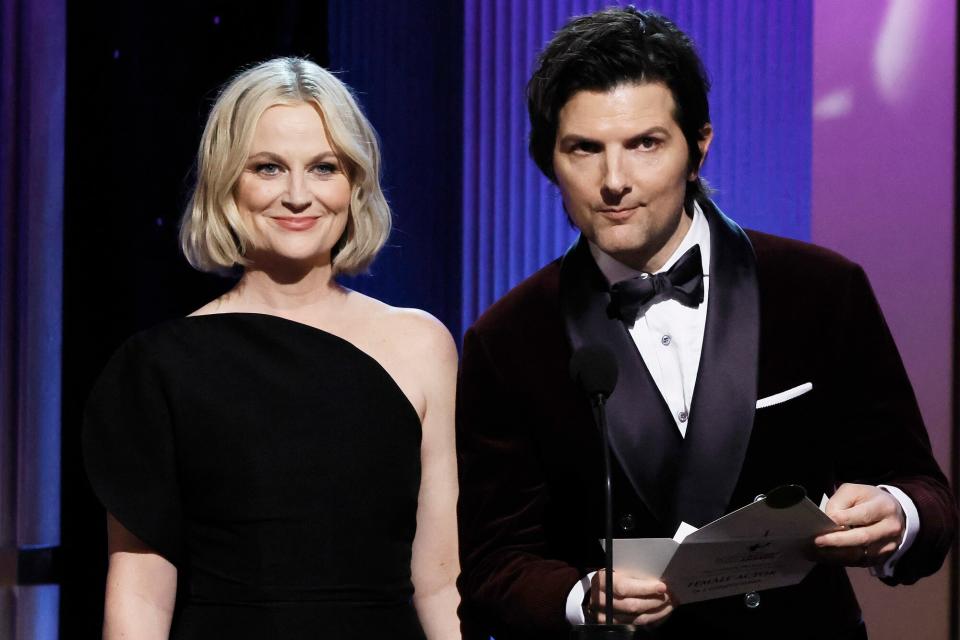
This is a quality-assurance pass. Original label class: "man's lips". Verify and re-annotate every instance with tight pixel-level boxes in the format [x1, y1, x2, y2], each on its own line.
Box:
[271, 216, 320, 231]
[596, 205, 640, 221]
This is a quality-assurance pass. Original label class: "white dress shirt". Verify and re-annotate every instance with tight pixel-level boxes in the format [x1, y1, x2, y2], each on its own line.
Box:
[565, 203, 919, 624]
[590, 202, 711, 436]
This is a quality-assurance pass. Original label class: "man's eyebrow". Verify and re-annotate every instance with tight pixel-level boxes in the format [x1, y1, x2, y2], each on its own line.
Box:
[557, 134, 600, 147]
[623, 127, 673, 145]
[632, 126, 671, 138]
[557, 126, 674, 147]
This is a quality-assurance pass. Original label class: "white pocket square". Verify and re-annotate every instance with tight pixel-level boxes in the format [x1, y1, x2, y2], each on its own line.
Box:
[756, 382, 813, 409]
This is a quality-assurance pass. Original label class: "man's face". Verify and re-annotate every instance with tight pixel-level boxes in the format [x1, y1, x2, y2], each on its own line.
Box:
[552, 82, 712, 272]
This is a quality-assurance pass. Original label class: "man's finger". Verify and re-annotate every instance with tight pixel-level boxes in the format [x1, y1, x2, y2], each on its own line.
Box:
[592, 586, 667, 609]
[815, 513, 903, 549]
[608, 592, 670, 616]
[612, 576, 668, 599]
[633, 602, 674, 627]
[824, 483, 867, 512]
[830, 501, 881, 528]
[833, 494, 900, 528]
[815, 527, 901, 567]
[594, 571, 667, 598]
[816, 524, 873, 548]
[602, 601, 673, 627]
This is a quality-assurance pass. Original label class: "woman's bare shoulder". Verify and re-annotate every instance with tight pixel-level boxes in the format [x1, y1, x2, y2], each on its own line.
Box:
[347, 293, 457, 363]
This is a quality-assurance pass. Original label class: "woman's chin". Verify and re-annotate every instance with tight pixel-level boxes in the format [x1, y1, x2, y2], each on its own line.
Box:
[246, 248, 333, 273]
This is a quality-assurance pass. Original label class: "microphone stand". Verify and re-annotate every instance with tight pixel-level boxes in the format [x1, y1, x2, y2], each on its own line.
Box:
[570, 394, 636, 639]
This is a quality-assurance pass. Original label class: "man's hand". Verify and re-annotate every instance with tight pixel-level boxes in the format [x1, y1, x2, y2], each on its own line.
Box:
[814, 483, 906, 567]
[587, 570, 673, 627]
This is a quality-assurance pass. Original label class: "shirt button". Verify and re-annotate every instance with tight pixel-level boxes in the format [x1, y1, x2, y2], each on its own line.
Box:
[678, 411, 688, 423]
[744, 591, 761, 609]
[661, 334, 671, 346]
[619, 513, 636, 532]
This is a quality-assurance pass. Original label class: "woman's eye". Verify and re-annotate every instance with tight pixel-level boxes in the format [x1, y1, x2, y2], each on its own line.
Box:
[255, 163, 281, 176]
[313, 163, 338, 175]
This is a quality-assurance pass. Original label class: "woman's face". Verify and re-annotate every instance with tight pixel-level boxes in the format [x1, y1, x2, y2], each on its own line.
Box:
[235, 102, 351, 267]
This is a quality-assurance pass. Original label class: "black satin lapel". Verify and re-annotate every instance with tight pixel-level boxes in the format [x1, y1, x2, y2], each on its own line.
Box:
[560, 237, 682, 523]
[673, 201, 760, 527]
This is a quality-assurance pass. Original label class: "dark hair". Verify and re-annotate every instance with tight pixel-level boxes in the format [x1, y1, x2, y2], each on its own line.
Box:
[527, 7, 711, 204]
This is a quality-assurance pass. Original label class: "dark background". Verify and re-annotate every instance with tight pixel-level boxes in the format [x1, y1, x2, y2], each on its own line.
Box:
[50, 2, 960, 638]
[61, 2, 462, 635]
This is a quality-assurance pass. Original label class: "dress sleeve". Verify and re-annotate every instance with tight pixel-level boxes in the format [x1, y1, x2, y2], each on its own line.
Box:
[82, 335, 183, 565]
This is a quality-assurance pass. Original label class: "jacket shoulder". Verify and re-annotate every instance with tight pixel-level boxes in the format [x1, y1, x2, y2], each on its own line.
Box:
[469, 259, 562, 337]
[746, 229, 858, 267]
[745, 229, 863, 279]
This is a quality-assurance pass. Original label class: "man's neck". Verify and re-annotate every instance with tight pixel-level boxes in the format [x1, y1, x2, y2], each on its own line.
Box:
[590, 203, 710, 284]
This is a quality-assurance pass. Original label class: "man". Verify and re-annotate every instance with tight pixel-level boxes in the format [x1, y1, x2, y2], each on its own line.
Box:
[456, 8, 955, 639]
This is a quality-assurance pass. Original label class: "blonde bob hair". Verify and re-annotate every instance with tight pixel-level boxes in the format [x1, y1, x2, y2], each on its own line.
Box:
[180, 57, 390, 276]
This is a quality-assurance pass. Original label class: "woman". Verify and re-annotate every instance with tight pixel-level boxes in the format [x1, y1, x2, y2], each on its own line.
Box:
[83, 57, 460, 639]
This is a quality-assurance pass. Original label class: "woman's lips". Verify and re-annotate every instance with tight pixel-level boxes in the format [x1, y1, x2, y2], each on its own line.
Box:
[273, 216, 319, 231]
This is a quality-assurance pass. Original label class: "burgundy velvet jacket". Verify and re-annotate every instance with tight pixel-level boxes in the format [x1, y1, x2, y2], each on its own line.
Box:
[456, 202, 955, 639]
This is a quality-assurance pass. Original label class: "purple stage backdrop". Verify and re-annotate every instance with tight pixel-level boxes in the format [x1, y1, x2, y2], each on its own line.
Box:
[0, 0, 954, 637]
[460, 1, 956, 636]
[0, 0, 65, 638]
[461, 0, 813, 329]
[812, 1, 956, 638]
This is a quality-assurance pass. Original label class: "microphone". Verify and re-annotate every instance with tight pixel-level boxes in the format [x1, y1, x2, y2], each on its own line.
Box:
[569, 345, 618, 404]
[569, 346, 634, 639]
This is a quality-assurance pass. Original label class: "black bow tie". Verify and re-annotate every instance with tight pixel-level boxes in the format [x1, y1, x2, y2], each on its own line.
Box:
[608, 245, 705, 322]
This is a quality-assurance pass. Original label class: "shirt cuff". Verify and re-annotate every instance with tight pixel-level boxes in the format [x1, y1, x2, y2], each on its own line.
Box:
[870, 485, 919, 578]
[566, 572, 595, 625]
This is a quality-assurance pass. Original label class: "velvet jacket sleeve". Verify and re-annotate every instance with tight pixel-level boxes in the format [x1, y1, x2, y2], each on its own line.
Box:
[826, 263, 955, 584]
[456, 323, 584, 639]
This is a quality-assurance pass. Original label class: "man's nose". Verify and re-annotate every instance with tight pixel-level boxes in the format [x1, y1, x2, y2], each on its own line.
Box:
[600, 150, 630, 203]
[281, 173, 311, 213]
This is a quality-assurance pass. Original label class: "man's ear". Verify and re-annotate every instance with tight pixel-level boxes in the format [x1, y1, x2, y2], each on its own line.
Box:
[689, 123, 714, 180]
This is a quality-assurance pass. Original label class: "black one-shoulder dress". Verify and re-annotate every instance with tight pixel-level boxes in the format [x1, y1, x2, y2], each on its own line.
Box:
[83, 313, 426, 639]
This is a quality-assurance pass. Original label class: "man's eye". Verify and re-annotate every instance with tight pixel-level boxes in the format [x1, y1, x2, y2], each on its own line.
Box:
[637, 137, 660, 150]
[574, 142, 601, 154]
[256, 163, 281, 175]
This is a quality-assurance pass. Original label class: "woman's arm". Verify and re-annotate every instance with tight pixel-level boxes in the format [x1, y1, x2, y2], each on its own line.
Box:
[406, 315, 461, 639]
[103, 513, 177, 640]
